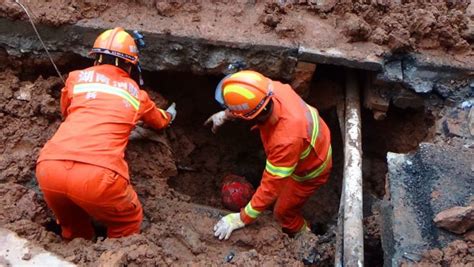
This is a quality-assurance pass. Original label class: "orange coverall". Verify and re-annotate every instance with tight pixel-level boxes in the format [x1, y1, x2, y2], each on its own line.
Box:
[36, 64, 171, 239]
[240, 81, 332, 234]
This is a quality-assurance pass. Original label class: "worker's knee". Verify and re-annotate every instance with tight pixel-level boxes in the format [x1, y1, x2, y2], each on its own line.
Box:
[273, 203, 290, 224]
[106, 198, 143, 238]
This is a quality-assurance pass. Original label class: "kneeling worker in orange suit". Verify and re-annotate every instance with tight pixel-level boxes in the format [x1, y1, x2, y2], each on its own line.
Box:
[206, 70, 332, 239]
[36, 27, 177, 240]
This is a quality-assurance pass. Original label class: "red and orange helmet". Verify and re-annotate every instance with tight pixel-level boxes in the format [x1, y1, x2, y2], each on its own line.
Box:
[90, 27, 139, 65]
[215, 70, 273, 120]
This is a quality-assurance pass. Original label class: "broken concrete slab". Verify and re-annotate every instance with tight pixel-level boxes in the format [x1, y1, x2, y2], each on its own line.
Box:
[0, 227, 75, 267]
[380, 143, 473, 267]
[0, 18, 298, 80]
[440, 108, 472, 138]
[298, 46, 383, 71]
[434, 205, 474, 234]
[377, 54, 473, 95]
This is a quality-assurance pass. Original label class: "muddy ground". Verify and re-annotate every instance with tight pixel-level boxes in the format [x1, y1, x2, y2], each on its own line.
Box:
[0, 56, 343, 265]
[1, 0, 473, 58]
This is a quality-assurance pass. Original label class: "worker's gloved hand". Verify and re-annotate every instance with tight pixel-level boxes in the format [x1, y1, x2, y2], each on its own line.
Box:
[204, 110, 227, 133]
[166, 102, 177, 123]
[213, 213, 245, 240]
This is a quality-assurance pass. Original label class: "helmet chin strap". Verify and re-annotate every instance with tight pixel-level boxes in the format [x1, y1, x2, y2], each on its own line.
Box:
[132, 30, 145, 86]
[137, 63, 144, 86]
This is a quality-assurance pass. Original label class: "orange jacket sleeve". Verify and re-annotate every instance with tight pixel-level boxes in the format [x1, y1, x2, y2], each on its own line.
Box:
[60, 74, 74, 118]
[240, 138, 304, 224]
[137, 90, 172, 130]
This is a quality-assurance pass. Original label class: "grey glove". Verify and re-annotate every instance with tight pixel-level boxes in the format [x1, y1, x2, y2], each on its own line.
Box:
[166, 102, 177, 122]
[204, 111, 227, 133]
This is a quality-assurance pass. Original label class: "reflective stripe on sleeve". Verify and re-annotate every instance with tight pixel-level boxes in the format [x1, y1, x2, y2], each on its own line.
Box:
[300, 105, 320, 159]
[73, 83, 140, 110]
[244, 203, 261, 219]
[292, 146, 332, 182]
[158, 109, 168, 119]
[265, 160, 296, 178]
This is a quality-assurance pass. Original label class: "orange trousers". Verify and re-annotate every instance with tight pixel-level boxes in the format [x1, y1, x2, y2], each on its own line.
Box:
[273, 172, 330, 234]
[36, 160, 143, 240]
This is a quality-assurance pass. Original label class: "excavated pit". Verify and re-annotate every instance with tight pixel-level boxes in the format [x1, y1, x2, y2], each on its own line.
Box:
[0, 50, 443, 266]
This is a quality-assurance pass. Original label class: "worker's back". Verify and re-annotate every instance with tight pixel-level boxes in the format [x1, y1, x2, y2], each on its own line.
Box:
[259, 81, 332, 178]
[38, 64, 156, 179]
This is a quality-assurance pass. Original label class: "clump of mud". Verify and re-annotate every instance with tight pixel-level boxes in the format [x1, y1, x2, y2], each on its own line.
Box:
[0, 0, 110, 26]
[319, 1, 471, 52]
[403, 234, 474, 266]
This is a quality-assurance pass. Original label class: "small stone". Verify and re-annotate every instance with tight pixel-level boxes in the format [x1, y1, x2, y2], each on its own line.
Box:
[98, 251, 126, 267]
[434, 205, 474, 234]
[341, 13, 372, 42]
[314, 0, 337, 12]
[422, 248, 443, 263]
[22, 253, 32, 261]
[464, 230, 474, 242]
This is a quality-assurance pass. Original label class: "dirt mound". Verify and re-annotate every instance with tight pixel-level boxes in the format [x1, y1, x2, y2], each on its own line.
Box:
[0, 70, 62, 184]
[0, 0, 110, 26]
[318, 1, 471, 53]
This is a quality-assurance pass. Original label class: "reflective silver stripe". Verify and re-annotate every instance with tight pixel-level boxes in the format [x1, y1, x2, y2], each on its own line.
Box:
[300, 105, 319, 159]
[73, 83, 140, 110]
[292, 146, 332, 182]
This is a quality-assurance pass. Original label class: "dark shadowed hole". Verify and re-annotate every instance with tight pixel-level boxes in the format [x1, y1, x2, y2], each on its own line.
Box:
[311, 222, 329, 235]
[44, 218, 62, 235]
[44, 218, 108, 240]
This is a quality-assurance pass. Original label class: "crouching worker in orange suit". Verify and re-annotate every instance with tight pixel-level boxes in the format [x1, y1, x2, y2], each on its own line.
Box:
[205, 70, 332, 239]
[35, 27, 177, 240]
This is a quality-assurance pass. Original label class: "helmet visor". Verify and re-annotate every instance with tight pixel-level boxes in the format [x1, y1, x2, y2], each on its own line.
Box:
[214, 74, 232, 108]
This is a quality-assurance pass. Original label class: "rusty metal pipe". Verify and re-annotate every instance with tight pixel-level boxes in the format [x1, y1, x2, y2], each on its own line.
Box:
[336, 69, 364, 266]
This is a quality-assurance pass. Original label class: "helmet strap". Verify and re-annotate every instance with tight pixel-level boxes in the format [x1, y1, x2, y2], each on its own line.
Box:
[115, 57, 119, 67]
[137, 63, 144, 86]
[98, 54, 103, 63]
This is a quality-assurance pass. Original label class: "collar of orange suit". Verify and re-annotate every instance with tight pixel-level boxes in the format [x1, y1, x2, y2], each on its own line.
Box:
[93, 64, 130, 78]
[250, 96, 281, 131]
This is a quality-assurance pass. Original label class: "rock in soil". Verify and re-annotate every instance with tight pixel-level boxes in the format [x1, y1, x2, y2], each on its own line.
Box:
[434, 205, 474, 234]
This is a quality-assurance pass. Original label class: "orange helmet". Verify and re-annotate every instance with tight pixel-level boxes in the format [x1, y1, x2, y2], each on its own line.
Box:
[90, 27, 139, 65]
[215, 70, 273, 120]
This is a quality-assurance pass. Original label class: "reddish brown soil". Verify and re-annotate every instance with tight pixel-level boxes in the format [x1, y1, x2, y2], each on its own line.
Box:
[321, 1, 472, 53]
[0, 66, 335, 265]
[1, 0, 472, 57]
[402, 232, 474, 266]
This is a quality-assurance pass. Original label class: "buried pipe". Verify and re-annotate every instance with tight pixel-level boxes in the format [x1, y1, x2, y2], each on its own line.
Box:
[335, 69, 364, 266]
